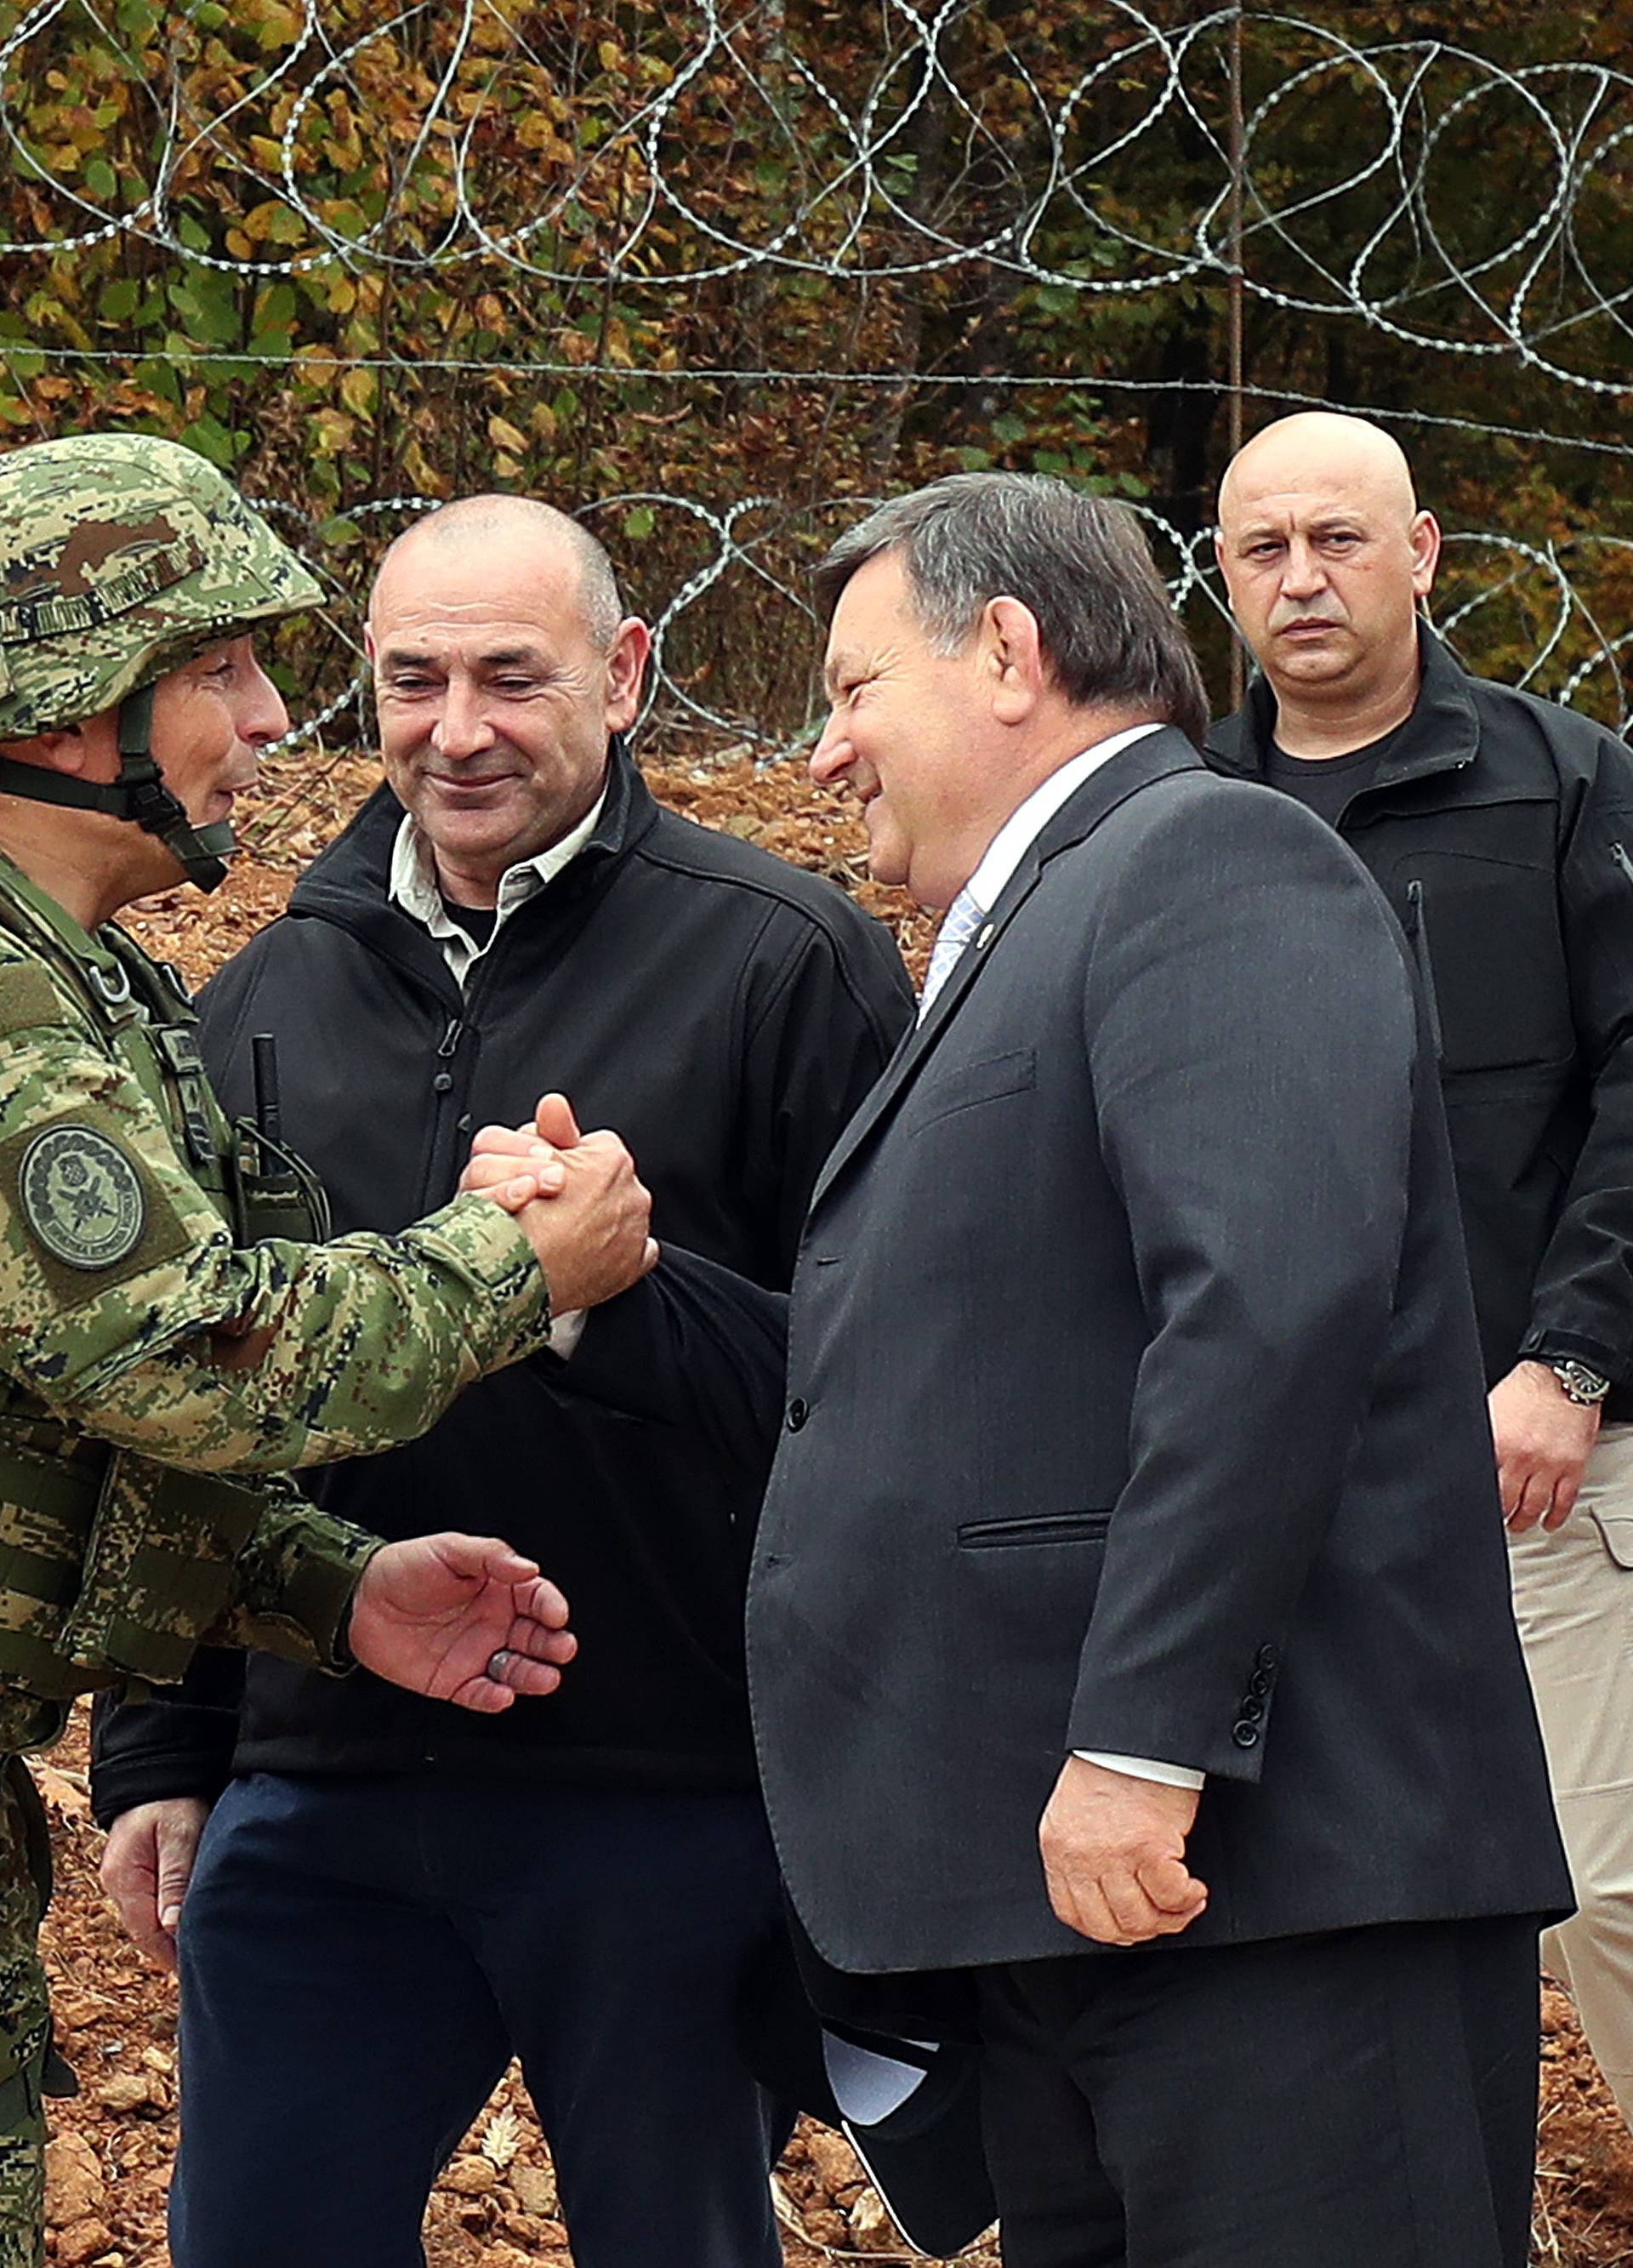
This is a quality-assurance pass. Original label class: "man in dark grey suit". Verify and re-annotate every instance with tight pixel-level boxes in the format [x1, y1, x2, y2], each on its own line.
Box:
[745, 473, 1573, 2267]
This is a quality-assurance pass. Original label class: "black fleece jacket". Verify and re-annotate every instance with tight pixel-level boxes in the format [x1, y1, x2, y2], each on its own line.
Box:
[92, 743, 911, 1817]
[1208, 631, 1633, 1417]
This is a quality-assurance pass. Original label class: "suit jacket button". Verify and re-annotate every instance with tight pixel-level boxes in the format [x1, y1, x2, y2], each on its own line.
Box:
[1232, 1720, 1260, 1748]
[1255, 1644, 1278, 1672]
[786, 1398, 810, 1432]
[1238, 1696, 1264, 1723]
[1249, 1671, 1272, 1697]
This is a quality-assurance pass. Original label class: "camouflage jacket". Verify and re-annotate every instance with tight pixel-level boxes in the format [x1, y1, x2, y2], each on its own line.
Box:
[0, 852, 555, 1747]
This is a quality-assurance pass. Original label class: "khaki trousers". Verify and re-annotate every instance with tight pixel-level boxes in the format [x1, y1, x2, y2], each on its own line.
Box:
[1510, 1424, 1633, 2126]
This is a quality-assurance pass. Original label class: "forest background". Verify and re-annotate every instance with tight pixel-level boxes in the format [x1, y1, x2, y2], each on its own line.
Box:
[4, 0, 1633, 774]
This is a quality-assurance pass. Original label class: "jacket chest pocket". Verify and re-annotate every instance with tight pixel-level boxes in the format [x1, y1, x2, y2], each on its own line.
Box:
[1393, 850, 1571, 1076]
[958, 1510, 1111, 1549]
[907, 1046, 1036, 1139]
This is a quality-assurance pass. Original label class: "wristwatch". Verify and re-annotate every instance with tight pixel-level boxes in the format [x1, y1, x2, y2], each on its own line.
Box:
[1548, 1359, 1612, 1407]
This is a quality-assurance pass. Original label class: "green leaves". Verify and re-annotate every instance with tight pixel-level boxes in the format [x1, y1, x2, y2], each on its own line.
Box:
[167, 274, 240, 348]
[97, 277, 139, 322]
[178, 411, 242, 465]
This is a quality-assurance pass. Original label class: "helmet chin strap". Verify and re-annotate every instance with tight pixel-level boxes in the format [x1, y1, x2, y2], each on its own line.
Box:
[0, 683, 234, 892]
[113, 684, 234, 892]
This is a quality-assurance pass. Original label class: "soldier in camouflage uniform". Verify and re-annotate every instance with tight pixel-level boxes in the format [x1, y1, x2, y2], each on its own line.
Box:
[0, 432, 654, 2263]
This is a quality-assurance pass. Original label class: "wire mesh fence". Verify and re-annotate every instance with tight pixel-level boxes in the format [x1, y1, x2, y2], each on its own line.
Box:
[3, 0, 1631, 751]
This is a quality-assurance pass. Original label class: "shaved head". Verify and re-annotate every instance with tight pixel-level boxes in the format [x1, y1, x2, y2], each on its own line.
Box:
[373, 494, 623, 650]
[1218, 413, 1418, 534]
[1215, 411, 1440, 754]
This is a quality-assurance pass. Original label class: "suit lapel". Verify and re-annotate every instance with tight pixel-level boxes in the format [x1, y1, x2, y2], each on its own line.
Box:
[810, 729, 1203, 1211]
[809, 852, 1050, 1208]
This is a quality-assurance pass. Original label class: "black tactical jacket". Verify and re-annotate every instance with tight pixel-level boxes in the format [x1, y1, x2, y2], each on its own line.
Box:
[1207, 630, 1633, 1419]
[92, 742, 909, 1815]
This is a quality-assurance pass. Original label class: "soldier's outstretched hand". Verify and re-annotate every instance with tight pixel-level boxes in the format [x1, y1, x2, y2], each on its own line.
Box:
[348, 1535, 578, 1713]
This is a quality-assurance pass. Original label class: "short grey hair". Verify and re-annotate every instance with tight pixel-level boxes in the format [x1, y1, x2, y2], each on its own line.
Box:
[374, 493, 624, 650]
[814, 472, 1208, 748]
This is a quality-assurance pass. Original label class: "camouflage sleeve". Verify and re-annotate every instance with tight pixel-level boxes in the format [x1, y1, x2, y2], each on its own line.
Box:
[0, 989, 555, 1473]
[208, 1478, 380, 1670]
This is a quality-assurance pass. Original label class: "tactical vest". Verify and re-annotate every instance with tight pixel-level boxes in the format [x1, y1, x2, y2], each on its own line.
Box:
[0, 862, 330, 1749]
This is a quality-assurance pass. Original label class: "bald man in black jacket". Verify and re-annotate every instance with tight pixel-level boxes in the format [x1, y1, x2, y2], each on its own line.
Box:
[92, 496, 911, 2268]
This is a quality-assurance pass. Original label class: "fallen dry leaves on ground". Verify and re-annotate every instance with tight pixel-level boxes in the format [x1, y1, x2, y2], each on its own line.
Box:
[37, 737, 1629, 2265]
[118, 743, 937, 999]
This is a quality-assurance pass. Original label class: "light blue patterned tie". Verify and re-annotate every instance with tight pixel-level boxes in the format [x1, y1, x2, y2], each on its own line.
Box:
[918, 886, 983, 1019]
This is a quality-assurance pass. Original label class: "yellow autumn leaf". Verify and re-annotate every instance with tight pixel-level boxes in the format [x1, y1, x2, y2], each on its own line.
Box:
[312, 408, 355, 458]
[339, 365, 377, 416]
[488, 414, 529, 455]
[402, 438, 447, 497]
[242, 199, 287, 244]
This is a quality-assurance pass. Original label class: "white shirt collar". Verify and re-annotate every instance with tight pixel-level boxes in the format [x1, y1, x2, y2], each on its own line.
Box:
[388, 785, 608, 986]
[960, 721, 1164, 918]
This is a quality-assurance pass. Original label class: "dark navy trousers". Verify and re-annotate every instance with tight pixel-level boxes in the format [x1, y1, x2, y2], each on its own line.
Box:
[169, 1771, 789, 2268]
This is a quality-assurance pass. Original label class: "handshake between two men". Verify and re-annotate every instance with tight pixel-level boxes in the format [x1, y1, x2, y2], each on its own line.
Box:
[348, 1092, 657, 1712]
[355, 1094, 657, 1700]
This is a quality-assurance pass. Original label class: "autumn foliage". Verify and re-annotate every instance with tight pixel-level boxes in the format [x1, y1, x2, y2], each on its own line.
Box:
[2, 0, 1631, 739]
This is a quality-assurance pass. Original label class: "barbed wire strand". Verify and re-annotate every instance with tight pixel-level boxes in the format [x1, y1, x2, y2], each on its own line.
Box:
[5, 1, 1633, 739]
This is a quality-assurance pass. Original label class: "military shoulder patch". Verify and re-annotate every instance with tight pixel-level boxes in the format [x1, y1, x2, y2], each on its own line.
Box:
[19, 1123, 145, 1270]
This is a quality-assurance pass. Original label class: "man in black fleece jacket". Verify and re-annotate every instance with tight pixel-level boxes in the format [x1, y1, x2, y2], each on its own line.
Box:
[1209, 411, 1633, 2128]
[90, 495, 912, 2268]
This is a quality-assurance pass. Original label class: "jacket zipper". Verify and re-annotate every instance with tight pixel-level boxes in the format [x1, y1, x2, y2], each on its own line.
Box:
[1403, 880, 1443, 1065]
[424, 1027, 464, 1768]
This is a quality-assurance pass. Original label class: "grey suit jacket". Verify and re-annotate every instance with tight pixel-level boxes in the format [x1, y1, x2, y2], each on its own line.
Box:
[747, 728, 1571, 1975]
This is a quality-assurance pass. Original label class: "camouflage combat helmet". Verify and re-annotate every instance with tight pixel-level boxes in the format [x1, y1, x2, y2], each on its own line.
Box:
[0, 433, 322, 889]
